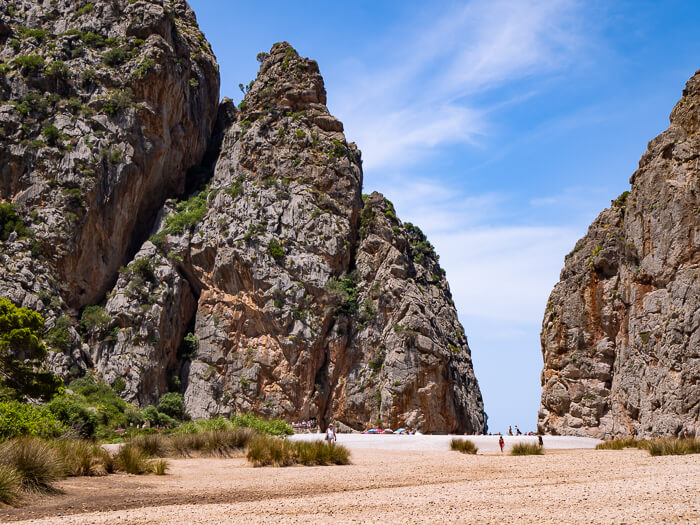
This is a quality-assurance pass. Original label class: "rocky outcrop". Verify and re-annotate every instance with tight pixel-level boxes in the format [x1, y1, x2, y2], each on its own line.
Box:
[0, 0, 219, 377]
[128, 42, 485, 432]
[0, 8, 485, 432]
[539, 70, 700, 439]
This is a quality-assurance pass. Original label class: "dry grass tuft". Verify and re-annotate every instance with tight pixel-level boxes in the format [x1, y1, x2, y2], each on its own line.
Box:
[151, 459, 169, 475]
[0, 465, 22, 506]
[0, 437, 65, 493]
[510, 443, 543, 456]
[450, 438, 478, 455]
[115, 443, 151, 474]
[247, 436, 351, 467]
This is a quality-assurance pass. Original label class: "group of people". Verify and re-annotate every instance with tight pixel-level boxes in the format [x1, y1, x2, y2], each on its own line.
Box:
[291, 418, 317, 431]
[497, 432, 544, 453]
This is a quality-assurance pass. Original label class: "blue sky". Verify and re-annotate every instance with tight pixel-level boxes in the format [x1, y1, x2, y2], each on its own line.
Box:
[188, 0, 700, 433]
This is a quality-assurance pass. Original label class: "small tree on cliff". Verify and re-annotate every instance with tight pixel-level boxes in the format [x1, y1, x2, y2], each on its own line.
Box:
[0, 297, 62, 401]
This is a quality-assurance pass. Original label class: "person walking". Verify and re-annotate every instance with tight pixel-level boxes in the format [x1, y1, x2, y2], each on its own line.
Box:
[325, 423, 336, 444]
[508, 426, 513, 436]
[498, 435, 505, 454]
[538, 434, 543, 448]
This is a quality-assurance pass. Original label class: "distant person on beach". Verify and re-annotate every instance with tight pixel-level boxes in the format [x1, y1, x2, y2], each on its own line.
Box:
[508, 426, 513, 436]
[499, 435, 505, 453]
[538, 435, 543, 448]
[325, 423, 336, 443]
[515, 426, 521, 435]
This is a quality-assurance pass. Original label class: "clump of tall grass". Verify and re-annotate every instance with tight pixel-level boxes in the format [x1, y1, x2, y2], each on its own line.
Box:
[0, 465, 22, 506]
[152, 459, 169, 475]
[595, 437, 700, 456]
[450, 438, 478, 455]
[115, 443, 152, 474]
[246, 436, 350, 467]
[0, 436, 65, 493]
[595, 438, 639, 450]
[169, 428, 256, 457]
[510, 442, 543, 456]
[53, 439, 112, 476]
[295, 440, 351, 466]
[645, 438, 700, 456]
[129, 433, 171, 457]
[246, 435, 297, 467]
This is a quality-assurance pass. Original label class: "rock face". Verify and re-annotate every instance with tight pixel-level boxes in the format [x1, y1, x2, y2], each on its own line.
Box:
[539, 71, 700, 439]
[0, 10, 485, 433]
[118, 43, 485, 432]
[0, 0, 219, 378]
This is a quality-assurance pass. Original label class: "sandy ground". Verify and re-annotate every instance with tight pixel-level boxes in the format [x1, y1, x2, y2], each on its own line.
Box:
[1, 439, 698, 524]
[289, 433, 602, 453]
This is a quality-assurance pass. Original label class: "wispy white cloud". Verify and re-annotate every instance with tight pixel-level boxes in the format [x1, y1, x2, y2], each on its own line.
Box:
[329, 0, 585, 170]
[433, 225, 579, 324]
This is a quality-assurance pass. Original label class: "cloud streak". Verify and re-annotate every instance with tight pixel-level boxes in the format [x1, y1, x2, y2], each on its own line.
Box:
[330, 0, 585, 170]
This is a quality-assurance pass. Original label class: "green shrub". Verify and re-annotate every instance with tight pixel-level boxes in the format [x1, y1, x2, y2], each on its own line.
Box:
[41, 124, 61, 146]
[150, 187, 209, 244]
[157, 392, 184, 419]
[141, 405, 177, 428]
[182, 332, 198, 356]
[75, 3, 95, 16]
[13, 54, 45, 74]
[325, 274, 358, 315]
[0, 437, 65, 493]
[0, 202, 31, 241]
[102, 88, 132, 116]
[267, 239, 284, 262]
[66, 375, 129, 429]
[0, 401, 66, 440]
[0, 464, 22, 506]
[613, 190, 630, 208]
[230, 413, 293, 436]
[510, 442, 543, 456]
[81, 68, 97, 85]
[80, 305, 111, 333]
[0, 298, 62, 401]
[17, 27, 49, 42]
[404, 222, 438, 265]
[46, 60, 69, 79]
[79, 31, 105, 48]
[134, 58, 155, 79]
[103, 47, 127, 67]
[328, 139, 346, 158]
[46, 395, 98, 438]
[44, 315, 72, 353]
[450, 438, 478, 454]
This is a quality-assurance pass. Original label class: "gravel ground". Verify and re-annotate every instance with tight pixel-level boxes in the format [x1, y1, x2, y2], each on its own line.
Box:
[1, 445, 697, 524]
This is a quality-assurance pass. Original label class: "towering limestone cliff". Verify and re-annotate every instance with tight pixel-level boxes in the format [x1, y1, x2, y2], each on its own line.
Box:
[539, 71, 700, 439]
[0, 0, 219, 378]
[100, 43, 485, 432]
[0, 1, 485, 433]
